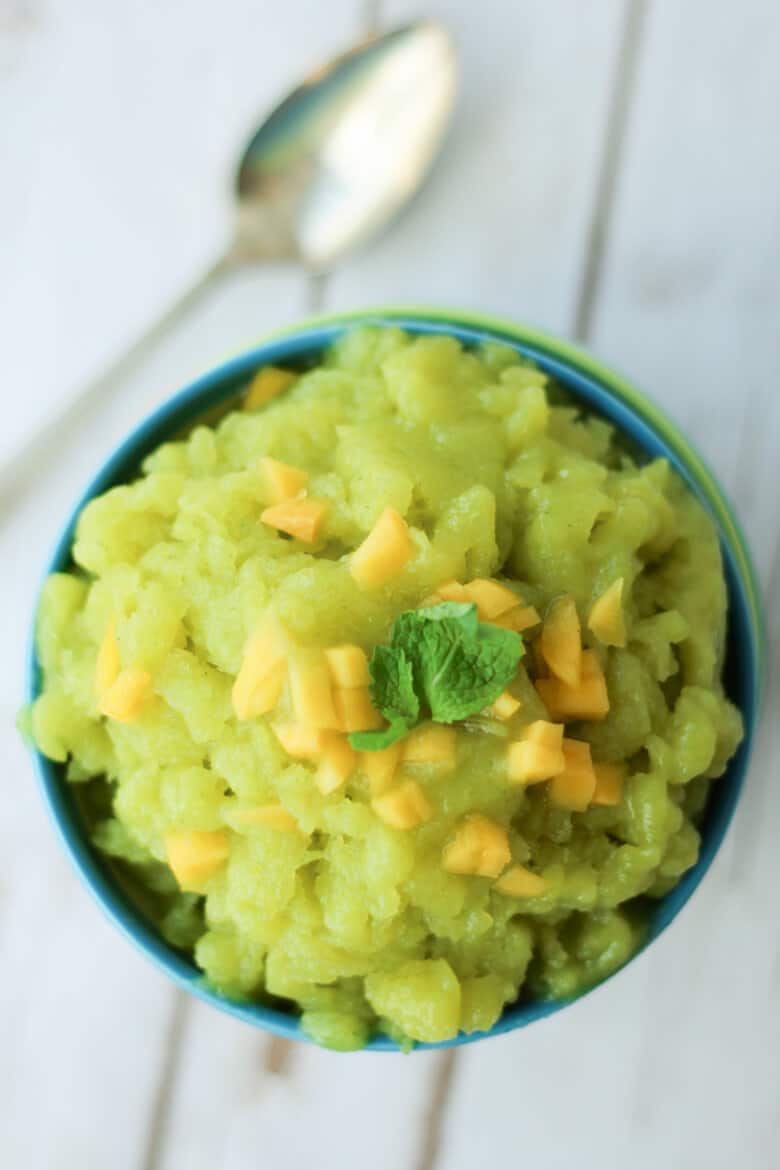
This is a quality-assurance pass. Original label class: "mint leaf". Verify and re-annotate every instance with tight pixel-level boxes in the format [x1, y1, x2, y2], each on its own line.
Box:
[350, 645, 418, 751]
[350, 602, 524, 750]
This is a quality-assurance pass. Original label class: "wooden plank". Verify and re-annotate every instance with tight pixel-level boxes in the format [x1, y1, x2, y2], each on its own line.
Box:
[439, 2, 780, 1168]
[329, 0, 626, 335]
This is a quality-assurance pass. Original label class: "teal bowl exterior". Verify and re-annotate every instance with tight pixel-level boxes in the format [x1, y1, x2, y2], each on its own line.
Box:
[27, 308, 764, 1051]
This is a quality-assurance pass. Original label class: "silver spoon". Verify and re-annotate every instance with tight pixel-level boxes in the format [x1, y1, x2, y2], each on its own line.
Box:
[2, 21, 457, 500]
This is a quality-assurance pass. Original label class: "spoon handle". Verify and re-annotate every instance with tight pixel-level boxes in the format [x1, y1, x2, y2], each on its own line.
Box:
[0, 254, 231, 510]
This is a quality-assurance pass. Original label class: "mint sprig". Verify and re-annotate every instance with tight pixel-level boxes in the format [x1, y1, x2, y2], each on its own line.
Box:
[350, 602, 524, 751]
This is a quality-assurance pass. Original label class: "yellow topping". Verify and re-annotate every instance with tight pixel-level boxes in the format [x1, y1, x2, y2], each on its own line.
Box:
[231, 803, 299, 831]
[490, 604, 541, 632]
[588, 578, 626, 647]
[165, 830, 229, 891]
[95, 619, 120, 698]
[260, 498, 327, 543]
[436, 580, 470, 603]
[99, 667, 153, 723]
[462, 578, 519, 620]
[315, 734, 357, 795]
[350, 507, 413, 589]
[507, 720, 565, 784]
[371, 779, 433, 829]
[325, 644, 370, 689]
[403, 724, 456, 769]
[535, 649, 610, 721]
[260, 457, 308, 503]
[541, 595, 582, 687]
[487, 690, 522, 720]
[591, 761, 627, 806]
[333, 686, 384, 733]
[442, 814, 511, 878]
[494, 864, 548, 898]
[360, 742, 404, 796]
[272, 723, 326, 758]
[289, 651, 339, 730]
[548, 738, 596, 811]
[232, 614, 290, 721]
[244, 365, 297, 410]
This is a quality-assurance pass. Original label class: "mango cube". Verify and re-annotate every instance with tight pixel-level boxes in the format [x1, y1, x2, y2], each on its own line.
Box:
[494, 864, 548, 898]
[315, 734, 356, 795]
[371, 779, 432, 829]
[442, 814, 511, 878]
[541, 595, 582, 686]
[272, 723, 326, 758]
[588, 578, 626, 647]
[592, 761, 626, 806]
[334, 687, 383, 733]
[350, 508, 413, 589]
[548, 738, 596, 811]
[436, 580, 470, 604]
[260, 498, 327, 543]
[231, 803, 299, 831]
[403, 724, 456, 769]
[507, 720, 565, 784]
[232, 614, 290, 720]
[462, 578, 519, 619]
[535, 650, 610, 721]
[289, 651, 339, 730]
[244, 366, 296, 410]
[487, 690, 522, 720]
[325, 644, 370, 689]
[166, 830, 229, 891]
[95, 619, 120, 698]
[260, 457, 308, 503]
[491, 604, 540, 632]
[99, 667, 152, 723]
[360, 742, 404, 796]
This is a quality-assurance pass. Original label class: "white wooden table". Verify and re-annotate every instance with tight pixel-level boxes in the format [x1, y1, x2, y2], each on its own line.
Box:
[2, 3, 778, 1167]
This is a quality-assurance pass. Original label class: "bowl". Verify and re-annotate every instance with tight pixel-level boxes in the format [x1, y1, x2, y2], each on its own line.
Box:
[27, 307, 764, 1050]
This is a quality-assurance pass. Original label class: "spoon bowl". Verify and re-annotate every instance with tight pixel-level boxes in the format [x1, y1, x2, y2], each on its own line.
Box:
[233, 22, 458, 268]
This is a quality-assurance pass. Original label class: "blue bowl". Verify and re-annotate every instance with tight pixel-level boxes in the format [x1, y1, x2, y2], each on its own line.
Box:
[27, 308, 764, 1051]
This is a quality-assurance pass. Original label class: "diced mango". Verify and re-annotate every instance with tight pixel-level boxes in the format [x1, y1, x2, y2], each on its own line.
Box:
[588, 578, 626, 647]
[260, 456, 308, 503]
[165, 830, 229, 891]
[360, 742, 404, 796]
[491, 605, 540, 632]
[315, 734, 356, 795]
[231, 803, 299, 831]
[371, 779, 433, 829]
[436, 580, 470, 604]
[99, 667, 153, 723]
[419, 592, 444, 608]
[260, 498, 327, 543]
[535, 649, 610, 721]
[541, 595, 582, 686]
[507, 720, 565, 784]
[592, 761, 627, 806]
[289, 651, 339, 730]
[494, 864, 549, 898]
[95, 620, 120, 698]
[442, 814, 511, 878]
[325, 644, 370, 689]
[462, 578, 519, 619]
[403, 724, 456, 769]
[272, 722, 326, 758]
[350, 508, 413, 589]
[232, 613, 290, 719]
[549, 738, 596, 811]
[238, 663, 285, 719]
[244, 365, 297, 410]
[487, 690, 522, 720]
[333, 686, 383, 733]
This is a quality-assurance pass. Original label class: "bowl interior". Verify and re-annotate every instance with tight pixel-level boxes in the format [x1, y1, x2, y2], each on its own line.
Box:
[28, 310, 762, 1051]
